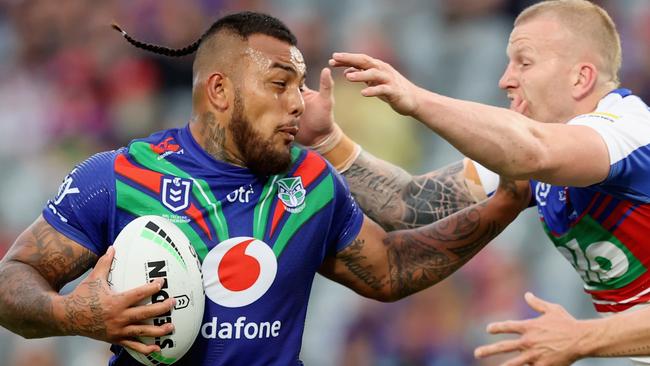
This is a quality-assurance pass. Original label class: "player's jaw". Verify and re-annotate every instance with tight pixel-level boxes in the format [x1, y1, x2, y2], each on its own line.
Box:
[230, 101, 293, 176]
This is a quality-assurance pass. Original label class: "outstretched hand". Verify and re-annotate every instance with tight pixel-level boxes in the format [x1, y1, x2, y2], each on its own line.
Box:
[60, 246, 176, 355]
[297, 68, 337, 146]
[329, 52, 422, 116]
[474, 292, 586, 366]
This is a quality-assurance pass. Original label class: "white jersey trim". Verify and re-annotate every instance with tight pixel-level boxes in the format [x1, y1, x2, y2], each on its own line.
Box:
[568, 92, 650, 167]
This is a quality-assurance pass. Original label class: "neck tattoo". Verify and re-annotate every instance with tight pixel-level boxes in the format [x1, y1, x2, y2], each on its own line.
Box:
[201, 112, 244, 166]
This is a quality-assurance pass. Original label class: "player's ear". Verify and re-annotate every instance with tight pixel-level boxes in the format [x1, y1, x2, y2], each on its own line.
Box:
[571, 62, 597, 100]
[206, 72, 231, 111]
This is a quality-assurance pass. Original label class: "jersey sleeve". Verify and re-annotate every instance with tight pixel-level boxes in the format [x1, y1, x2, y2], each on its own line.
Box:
[42, 151, 117, 255]
[568, 102, 650, 203]
[327, 168, 364, 254]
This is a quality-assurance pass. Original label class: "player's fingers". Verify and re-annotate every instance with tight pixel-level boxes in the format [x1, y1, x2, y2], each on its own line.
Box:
[329, 52, 377, 70]
[122, 323, 175, 339]
[123, 298, 176, 323]
[486, 320, 526, 334]
[474, 339, 523, 358]
[502, 350, 541, 366]
[319, 68, 334, 96]
[119, 339, 161, 355]
[91, 246, 115, 280]
[343, 67, 361, 76]
[524, 292, 550, 314]
[361, 85, 391, 98]
[345, 68, 389, 85]
[121, 278, 164, 304]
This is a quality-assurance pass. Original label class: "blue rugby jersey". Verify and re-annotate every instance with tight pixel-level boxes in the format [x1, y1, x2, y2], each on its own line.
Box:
[43, 124, 364, 365]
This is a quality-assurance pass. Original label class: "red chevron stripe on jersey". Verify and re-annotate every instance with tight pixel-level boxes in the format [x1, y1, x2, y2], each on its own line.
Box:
[115, 152, 213, 240]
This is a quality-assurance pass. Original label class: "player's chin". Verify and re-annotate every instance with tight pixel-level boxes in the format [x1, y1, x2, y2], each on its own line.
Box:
[268, 139, 292, 158]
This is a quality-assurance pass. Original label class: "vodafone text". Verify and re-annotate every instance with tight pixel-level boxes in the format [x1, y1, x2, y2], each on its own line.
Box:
[201, 317, 281, 339]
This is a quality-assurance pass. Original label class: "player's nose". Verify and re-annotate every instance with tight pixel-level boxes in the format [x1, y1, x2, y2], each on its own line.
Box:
[498, 62, 518, 90]
[288, 88, 305, 118]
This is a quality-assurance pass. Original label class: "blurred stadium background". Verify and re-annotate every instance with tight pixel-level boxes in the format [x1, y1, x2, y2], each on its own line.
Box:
[2, 0, 650, 365]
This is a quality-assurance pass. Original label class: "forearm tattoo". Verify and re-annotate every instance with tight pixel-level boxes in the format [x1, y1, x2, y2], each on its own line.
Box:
[0, 217, 97, 337]
[343, 151, 477, 230]
[384, 202, 501, 299]
[60, 278, 109, 337]
[336, 199, 511, 300]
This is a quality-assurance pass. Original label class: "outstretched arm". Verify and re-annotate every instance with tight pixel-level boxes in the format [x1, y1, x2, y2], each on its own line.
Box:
[300, 68, 487, 231]
[0, 216, 174, 354]
[344, 152, 484, 230]
[319, 177, 529, 301]
[327, 53, 610, 187]
[474, 292, 650, 365]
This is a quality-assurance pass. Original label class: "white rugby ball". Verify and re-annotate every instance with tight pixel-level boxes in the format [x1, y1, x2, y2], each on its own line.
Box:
[109, 215, 205, 366]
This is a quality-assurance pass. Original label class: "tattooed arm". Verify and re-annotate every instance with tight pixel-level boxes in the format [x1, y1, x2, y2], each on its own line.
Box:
[344, 152, 486, 231]
[319, 178, 529, 301]
[0, 216, 174, 354]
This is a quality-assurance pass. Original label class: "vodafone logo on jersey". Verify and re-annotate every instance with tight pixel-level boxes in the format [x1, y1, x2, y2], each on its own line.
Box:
[202, 237, 277, 308]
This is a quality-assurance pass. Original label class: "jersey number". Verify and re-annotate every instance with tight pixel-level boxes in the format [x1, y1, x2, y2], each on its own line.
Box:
[557, 238, 629, 284]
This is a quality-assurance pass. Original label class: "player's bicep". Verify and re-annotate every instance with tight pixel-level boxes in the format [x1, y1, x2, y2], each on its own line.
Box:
[534, 124, 610, 186]
[319, 216, 392, 301]
[3, 215, 98, 291]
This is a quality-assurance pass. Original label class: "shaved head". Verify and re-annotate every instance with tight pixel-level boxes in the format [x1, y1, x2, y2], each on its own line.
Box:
[192, 30, 247, 88]
[515, 0, 621, 87]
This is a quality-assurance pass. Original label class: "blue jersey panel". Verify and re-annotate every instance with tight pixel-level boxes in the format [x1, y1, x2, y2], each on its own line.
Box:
[599, 143, 650, 203]
[42, 151, 117, 255]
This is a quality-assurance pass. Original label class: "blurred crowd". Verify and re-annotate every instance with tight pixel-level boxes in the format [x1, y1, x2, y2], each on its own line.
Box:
[2, 0, 650, 365]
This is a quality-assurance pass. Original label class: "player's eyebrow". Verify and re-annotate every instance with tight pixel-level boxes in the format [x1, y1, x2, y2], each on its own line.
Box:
[271, 62, 298, 75]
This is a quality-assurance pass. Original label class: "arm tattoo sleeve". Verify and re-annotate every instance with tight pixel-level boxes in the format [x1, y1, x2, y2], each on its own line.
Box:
[335, 194, 518, 300]
[384, 202, 500, 299]
[343, 151, 478, 230]
[335, 237, 386, 292]
[0, 217, 97, 337]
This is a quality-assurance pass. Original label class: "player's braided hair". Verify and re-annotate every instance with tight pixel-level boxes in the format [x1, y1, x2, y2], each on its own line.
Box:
[112, 11, 297, 57]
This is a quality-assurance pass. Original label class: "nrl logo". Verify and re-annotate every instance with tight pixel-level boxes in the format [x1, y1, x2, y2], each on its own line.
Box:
[161, 176, 192, 212]
[276, 177, 306, 213]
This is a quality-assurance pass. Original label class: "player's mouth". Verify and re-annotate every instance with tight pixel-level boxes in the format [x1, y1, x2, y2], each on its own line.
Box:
[276, 123, 299, 143]
[507, 94, 527, 115]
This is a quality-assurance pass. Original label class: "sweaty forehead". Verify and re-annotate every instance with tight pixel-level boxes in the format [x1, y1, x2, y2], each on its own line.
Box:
[245, 34, 306, 77]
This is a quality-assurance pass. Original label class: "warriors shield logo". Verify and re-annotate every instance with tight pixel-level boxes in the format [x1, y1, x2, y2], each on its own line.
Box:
[161, 176, 192, 212]
[276, 177, 306, 213]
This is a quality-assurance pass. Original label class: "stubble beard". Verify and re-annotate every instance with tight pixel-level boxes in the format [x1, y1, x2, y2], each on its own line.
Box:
[230, 93, 292, 176]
